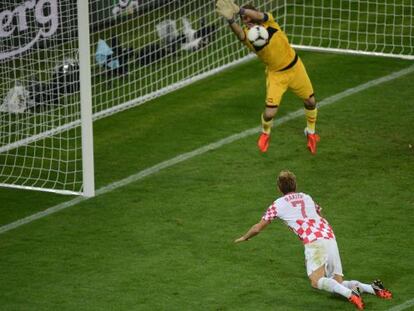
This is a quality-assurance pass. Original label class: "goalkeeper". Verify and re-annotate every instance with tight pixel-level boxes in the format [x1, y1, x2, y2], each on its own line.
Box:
[216, 0, 319, 154]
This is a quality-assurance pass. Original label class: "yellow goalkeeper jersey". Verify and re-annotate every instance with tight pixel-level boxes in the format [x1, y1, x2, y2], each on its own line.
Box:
[243, 13, 296, 72]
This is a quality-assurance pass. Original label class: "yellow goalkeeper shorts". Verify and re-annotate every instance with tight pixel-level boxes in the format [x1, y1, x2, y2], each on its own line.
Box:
[265, 57, 314, 107]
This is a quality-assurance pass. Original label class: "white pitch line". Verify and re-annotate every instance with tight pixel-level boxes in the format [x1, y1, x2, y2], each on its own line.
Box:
[387, 299, 414, 311]
[1, 64, 414, 236]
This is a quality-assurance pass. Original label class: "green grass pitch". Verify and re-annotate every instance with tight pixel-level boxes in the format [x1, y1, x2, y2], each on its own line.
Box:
[0, 51, 413, 310]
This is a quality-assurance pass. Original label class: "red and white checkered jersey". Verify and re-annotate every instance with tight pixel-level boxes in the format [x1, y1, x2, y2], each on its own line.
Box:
[262, 192, 335, 244]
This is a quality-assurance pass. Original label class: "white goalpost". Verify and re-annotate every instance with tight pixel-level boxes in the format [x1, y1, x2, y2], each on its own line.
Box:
[78, 0, 95, 197]
[0, 0, 412, 196]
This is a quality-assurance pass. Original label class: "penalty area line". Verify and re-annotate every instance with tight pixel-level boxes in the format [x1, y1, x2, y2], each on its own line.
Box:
[0, 64, 413, 236]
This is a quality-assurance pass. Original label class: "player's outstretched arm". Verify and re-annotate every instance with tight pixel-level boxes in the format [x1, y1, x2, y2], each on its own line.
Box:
[234, 219, 270, 243]
[216, 0, 245, 41]
[239, 7, 266, 22]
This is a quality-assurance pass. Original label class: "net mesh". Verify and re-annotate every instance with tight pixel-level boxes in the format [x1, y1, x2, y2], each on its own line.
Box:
[0, 0, 82, 193]
[89, 0, 280, 116]
[285, 0, 413, 58]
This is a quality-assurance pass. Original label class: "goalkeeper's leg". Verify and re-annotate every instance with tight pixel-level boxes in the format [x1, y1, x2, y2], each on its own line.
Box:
[304, 95, 317, 134]
[289, 58, 319, 154]
[304, 96, 320, 154]
[258, 106, 278, 152]
[259, 71, 287, 152]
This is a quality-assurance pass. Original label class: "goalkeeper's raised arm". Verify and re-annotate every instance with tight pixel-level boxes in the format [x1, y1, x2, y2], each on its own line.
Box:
[216, 0, 266, 41]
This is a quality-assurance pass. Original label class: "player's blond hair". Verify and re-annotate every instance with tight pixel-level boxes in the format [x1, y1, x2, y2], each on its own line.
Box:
[277, 170, 297, 194]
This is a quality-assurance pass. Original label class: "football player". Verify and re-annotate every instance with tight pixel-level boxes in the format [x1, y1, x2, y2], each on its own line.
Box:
[216, 0, 320, 154]
[235, 170, 393, 310]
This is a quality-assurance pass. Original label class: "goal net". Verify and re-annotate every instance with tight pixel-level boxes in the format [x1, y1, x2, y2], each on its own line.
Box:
[0, 0, 280, 195]
[284, 0, 414, 59]
[0, 0, 412, 196]
[88, 0, 279, 118]
[0, 0, 85, 195]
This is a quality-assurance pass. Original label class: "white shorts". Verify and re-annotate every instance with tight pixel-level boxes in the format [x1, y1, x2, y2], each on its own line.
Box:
[304, 238, 343, 278]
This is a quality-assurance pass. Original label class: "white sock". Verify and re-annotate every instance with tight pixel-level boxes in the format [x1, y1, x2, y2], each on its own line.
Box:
[342, 280, 375, 295]
[305, 127, 315, 134]
[317, 277, 352, 298]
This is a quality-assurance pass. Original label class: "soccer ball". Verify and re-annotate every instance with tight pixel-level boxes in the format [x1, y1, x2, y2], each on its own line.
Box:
[247, 26, 269, 47]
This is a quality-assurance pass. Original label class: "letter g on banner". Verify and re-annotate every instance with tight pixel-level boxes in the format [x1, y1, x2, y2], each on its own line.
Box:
[36, 0, 59, 38]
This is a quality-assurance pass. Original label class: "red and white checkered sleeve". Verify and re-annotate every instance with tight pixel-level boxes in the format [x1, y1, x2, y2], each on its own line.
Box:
[262, 203, 278, 222]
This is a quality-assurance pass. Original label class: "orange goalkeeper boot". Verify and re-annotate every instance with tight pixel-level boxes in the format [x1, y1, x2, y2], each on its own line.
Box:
[304, 128, 320, 154]
[257, 132, 270, 153]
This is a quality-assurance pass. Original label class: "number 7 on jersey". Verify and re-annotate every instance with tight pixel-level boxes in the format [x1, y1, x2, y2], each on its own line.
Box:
[291, 200, 308, 218]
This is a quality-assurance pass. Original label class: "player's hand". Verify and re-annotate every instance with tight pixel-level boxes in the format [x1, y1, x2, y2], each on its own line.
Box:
[228, 0, 240, 15]
[216, 0, 238, 20]
[222, 0, 240, 15]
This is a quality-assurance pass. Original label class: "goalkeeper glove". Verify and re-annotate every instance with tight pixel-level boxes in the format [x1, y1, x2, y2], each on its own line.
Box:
[216, 0, 239, 21]
[228, 0, 240, 16]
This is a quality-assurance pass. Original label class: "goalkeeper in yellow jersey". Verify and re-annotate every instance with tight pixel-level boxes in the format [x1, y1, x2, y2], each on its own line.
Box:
[216, 0, 320, 154]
